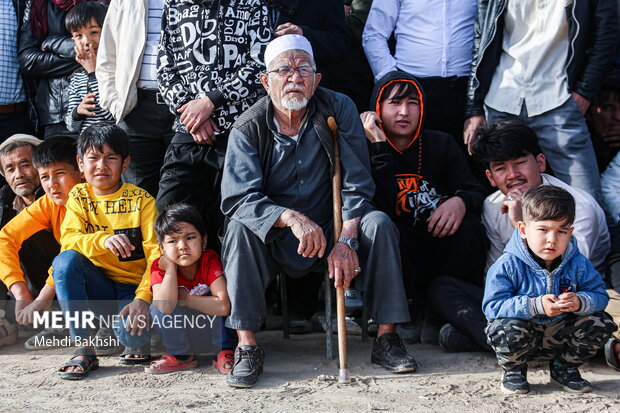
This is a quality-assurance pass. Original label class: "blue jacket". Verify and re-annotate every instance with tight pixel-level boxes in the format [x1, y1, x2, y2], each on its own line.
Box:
[483, 229, 609, 324]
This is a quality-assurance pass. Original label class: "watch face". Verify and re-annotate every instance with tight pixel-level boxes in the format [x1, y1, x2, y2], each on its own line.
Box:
[350, 238, 360, 251]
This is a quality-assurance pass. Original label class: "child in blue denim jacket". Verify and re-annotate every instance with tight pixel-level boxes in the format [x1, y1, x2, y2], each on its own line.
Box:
[483, 185, 617, 395]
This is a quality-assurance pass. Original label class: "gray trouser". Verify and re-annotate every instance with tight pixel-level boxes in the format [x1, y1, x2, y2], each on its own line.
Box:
[222, 210, 410, 331]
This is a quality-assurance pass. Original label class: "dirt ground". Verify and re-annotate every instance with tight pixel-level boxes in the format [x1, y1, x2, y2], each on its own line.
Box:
[1, 330, 619, 412]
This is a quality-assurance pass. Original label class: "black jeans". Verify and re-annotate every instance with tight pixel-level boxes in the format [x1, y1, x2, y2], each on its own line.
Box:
[428, 275, 491, 351]
[119, 90, 175, 197]
[0, 110, 35, 142]
[156, 138, 227, 251]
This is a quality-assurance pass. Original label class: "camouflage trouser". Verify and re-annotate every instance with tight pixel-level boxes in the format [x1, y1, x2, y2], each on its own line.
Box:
[486, 312, 617, 370]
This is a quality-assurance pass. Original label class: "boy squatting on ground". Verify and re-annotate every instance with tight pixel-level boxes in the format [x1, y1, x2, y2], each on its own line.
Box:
[146, 203, 235, 374]
[54, 124, 159, 379]
[0, 137, 82, 337]
[64, 2, 114, 134]
[483, 185, 617, 394]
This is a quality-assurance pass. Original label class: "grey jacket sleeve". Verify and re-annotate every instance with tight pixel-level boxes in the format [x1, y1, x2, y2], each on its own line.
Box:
[333, 93, 375, 221]
[220, 128, 287, 243]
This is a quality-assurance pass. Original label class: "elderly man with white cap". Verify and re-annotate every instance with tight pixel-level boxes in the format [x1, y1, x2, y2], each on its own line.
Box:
[220, 34, 417, 388]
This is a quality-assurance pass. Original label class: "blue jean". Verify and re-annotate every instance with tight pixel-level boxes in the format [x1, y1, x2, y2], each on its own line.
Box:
[150, 305, 237, 356]
[52, 250, 150, 348]
[486, 97, 602, 204]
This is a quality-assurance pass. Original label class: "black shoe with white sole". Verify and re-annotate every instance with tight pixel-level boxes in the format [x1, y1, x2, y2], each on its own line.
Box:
[549, 360, 592, 393]
[500, 366, 529, 394]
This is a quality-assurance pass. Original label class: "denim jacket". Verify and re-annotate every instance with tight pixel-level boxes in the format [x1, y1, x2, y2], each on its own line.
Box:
[483, 229, 609, 325]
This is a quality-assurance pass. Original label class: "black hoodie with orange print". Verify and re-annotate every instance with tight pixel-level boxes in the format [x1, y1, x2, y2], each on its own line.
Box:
[368, 71, 486, 227]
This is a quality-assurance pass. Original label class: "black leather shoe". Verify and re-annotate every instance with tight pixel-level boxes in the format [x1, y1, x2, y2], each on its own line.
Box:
[371, 332, 418, 373]
[226, 345, 265, 388]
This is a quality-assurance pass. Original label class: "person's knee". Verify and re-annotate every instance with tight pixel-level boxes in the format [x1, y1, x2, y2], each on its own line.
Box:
[573, 312, 617, 345]
[360, 210, 398, 241]
[487, 318, 534, 353]
[51, 250, 88, 283]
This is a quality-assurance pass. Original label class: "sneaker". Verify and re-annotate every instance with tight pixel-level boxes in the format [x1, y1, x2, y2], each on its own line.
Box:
[319, 316, 363, 336]
[501, 366, 529, 394]
[344, 288, 363, 309]
[438, 324, 481, 353]
[396, 322, 421, 344]
[549, 360, 592, 393]
[24, 327, 71, 350]
[0, 315, 17, 348]
[288, 314, 313, 335]
[371, 332, 418, 373]
[227, 345, 265, 388]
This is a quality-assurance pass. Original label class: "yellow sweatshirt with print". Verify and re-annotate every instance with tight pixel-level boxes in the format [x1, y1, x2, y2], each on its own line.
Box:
[55, 182, 158, 302]
[0, 194, 65, 289]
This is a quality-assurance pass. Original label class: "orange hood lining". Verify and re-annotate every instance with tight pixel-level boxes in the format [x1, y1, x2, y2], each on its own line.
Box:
[374, 78, 424, 154]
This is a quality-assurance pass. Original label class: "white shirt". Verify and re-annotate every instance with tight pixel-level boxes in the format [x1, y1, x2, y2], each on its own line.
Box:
[362, 0, 477, 81]
[485, 0, 571, 116]
[482, 173, 610, 271]
[136, 0, 164, 90]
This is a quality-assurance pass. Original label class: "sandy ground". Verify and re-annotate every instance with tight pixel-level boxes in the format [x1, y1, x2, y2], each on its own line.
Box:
[1, 330, 619, 412]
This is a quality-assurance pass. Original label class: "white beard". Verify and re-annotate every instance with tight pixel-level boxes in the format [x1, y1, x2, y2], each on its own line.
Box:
[281, 95, 308, 110]
[272, 81, 312, 111]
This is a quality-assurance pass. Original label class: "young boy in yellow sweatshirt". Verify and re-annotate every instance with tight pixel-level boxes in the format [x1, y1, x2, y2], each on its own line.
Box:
[0, 137, 81, 346]
[55, 124, 159, 380]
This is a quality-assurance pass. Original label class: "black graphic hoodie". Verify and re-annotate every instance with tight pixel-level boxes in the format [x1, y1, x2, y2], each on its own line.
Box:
[158, 0, 271, 141]
[369, 71, 486, 227]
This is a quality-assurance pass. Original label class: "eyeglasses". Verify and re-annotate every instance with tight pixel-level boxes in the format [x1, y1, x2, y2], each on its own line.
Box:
[267, 65, 315, 78]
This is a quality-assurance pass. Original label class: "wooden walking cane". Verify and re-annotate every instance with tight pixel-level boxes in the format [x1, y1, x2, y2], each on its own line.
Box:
[327, 116, 351, 384]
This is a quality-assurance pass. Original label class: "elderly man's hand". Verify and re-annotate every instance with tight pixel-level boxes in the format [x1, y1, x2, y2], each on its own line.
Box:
[328, 242, 359, 290]
[360, 111, 387, 143]
[275, 210, 327, 258]
[119, 299, 150, 336]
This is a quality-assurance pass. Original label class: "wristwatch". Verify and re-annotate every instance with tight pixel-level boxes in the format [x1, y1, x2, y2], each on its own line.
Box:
[338, 236, 359, 251]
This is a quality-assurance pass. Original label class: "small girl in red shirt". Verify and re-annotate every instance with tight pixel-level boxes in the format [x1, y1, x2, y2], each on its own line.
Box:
[146, 203, 235, 374]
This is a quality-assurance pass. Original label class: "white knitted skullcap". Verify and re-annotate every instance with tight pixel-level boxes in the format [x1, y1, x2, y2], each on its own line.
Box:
[264, 34, 314, 69]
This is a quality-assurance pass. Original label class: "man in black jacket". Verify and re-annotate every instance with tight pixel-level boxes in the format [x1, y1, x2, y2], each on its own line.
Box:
[462, 0, 618, 204]
[361, 71, 490, 351]
[18, 0, 82, 138]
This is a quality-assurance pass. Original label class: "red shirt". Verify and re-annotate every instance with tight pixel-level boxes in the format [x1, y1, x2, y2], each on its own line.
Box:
[150, 249, 223, 295]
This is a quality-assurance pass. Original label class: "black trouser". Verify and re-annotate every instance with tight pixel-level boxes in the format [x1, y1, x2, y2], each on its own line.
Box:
[399, 212, 488, 295]
[415, 76, 468, 140]
[156, 138, 227, 252]
[119, 89, 175, 198]
[1, 230, 59, 323]
[428, 275, 491, 351]
[398, 212, 488, 325]
[0, 109, 35, 142]
[415, 76, 491, 191]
